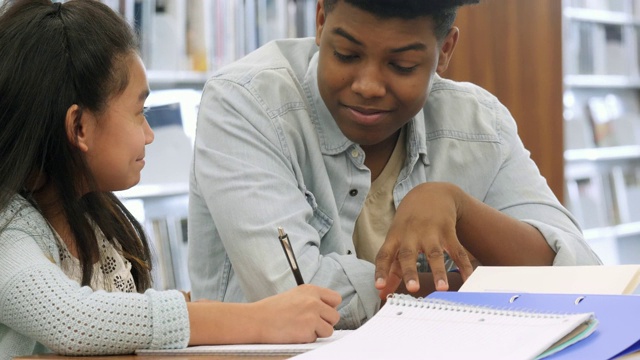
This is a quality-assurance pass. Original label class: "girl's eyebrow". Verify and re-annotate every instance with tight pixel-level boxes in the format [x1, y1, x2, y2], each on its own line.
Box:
[138, 89, 150, 103]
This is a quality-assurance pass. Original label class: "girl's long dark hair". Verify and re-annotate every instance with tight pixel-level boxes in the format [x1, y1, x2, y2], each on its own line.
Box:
[0, 0, 152, 290]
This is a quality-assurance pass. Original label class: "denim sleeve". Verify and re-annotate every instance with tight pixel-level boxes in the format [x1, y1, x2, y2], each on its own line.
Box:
[191, 77, 379, 328]
[485, 99, 602, 265]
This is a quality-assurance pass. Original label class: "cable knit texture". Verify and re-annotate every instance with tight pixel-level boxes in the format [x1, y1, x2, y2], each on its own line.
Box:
[0, 196, 190, 359]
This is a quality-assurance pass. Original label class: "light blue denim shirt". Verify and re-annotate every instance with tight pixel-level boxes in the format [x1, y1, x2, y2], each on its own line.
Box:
[188, 37, 601, 329]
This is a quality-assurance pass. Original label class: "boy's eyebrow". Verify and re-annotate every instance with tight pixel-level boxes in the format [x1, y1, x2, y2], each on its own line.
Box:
[390, 42, 427, 53]
[332, 27, 363, 46]
[332, 27, 427, 53]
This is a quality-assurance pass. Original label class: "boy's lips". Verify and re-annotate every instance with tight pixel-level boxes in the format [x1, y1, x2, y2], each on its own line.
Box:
[347, 106, 389, 125]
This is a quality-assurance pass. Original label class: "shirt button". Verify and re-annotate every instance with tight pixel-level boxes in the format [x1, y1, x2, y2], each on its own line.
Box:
[350, 149, 359, 158]
[349, 189, 358, 196]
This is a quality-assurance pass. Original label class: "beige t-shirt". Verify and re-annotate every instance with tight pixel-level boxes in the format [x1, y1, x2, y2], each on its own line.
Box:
[353, 127, 406, 264]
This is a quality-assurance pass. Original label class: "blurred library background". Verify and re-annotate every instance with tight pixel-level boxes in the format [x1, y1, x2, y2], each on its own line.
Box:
[29, 0, 640, 290]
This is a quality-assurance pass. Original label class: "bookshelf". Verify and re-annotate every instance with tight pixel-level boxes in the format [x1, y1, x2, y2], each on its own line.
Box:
[445, 0, 640, 265]
[101, 0, 317, 88]
[562, 0, 640, 264]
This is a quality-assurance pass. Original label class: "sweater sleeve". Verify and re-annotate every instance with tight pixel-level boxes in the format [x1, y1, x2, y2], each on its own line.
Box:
[0, 228, 190, 355]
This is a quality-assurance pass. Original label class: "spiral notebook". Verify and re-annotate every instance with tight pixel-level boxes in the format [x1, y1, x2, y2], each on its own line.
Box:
[293, 294, 598, 360]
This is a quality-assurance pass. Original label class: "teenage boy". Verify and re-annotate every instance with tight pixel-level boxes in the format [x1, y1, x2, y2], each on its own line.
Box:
[188, 0, 601, 329]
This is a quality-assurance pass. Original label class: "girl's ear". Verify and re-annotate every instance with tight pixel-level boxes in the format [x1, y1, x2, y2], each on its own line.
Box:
[65, 104, 90, 152]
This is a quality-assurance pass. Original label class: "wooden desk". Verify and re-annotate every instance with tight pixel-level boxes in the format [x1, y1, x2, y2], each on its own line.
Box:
[17, 355, 288, 360]
[16, 351, 640, 359]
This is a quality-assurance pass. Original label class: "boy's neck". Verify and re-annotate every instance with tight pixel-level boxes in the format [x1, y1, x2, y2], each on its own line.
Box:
[362, 129, 402, 182]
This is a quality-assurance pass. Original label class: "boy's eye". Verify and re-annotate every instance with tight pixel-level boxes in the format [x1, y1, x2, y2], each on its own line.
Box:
[333, 50, 358, 62]
[391, 63, 417, 74]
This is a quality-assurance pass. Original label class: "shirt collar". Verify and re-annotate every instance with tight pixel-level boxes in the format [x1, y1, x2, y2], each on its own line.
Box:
[303, 52, 352, 155]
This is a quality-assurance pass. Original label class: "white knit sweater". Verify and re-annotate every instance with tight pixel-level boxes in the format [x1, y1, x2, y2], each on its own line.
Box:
[0, 196, 190, 359]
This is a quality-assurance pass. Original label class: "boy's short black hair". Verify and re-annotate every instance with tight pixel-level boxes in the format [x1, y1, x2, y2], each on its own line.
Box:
[323, 0, 480, 40]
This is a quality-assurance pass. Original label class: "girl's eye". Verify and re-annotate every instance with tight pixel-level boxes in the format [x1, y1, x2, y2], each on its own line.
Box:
[137, 107, 149, 123]
[333, 50, 358, 62]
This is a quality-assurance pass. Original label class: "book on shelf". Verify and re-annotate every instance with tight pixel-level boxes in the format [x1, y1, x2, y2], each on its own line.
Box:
[587, 95, 616, 147]
[603, 24, 629, 76]
[576, 22, 597, 75]
[292, 294, 597, 360]
[186, 0, 209, 72]
[585, 93, 638, 149]
[564, 168, 613, 229]
[563, 91, 597, 150]
[149, 0, 188, 71]
[563, 22, 581, 76]
[458, 265, 640, 295]
[148, 218, 176, 290]
[145, 214, 190, 291]
[610, 165, 640, 224]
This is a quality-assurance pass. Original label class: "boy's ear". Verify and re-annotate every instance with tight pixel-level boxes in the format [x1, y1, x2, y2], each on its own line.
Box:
[436, 27, 460, 74]
[65, 104, 90, 153]
[315, 0, 326, 46]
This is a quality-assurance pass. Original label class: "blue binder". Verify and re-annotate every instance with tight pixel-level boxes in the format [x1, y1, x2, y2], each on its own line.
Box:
[428, 291, 640, 359]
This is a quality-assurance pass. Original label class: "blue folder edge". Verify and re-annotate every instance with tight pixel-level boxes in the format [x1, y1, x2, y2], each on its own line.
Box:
[427, 291, 640, 360]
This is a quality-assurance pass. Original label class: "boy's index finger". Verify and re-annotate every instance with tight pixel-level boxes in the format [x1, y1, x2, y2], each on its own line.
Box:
[374, 240, 398, 288]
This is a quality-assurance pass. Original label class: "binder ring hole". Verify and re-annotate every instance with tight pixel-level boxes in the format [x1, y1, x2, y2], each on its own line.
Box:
[509, 295, 520, 303]
[574, 296, 585, 305]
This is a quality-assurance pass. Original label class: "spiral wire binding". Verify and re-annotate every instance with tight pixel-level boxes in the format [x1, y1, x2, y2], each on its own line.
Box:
[386, 293, 568, 319]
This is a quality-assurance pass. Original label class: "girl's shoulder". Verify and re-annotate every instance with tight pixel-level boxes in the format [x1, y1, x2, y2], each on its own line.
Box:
[0, 195, 57, 256]
[0, 194, 42, 228]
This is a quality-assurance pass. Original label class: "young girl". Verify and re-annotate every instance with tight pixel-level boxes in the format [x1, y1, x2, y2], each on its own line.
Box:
[0, 0, 340, 358]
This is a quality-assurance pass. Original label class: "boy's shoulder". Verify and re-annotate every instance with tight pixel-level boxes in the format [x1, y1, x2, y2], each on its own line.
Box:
[423, 76, 512, 137]
[429, 75, 500, 109]
[211, 37, 318, 85]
